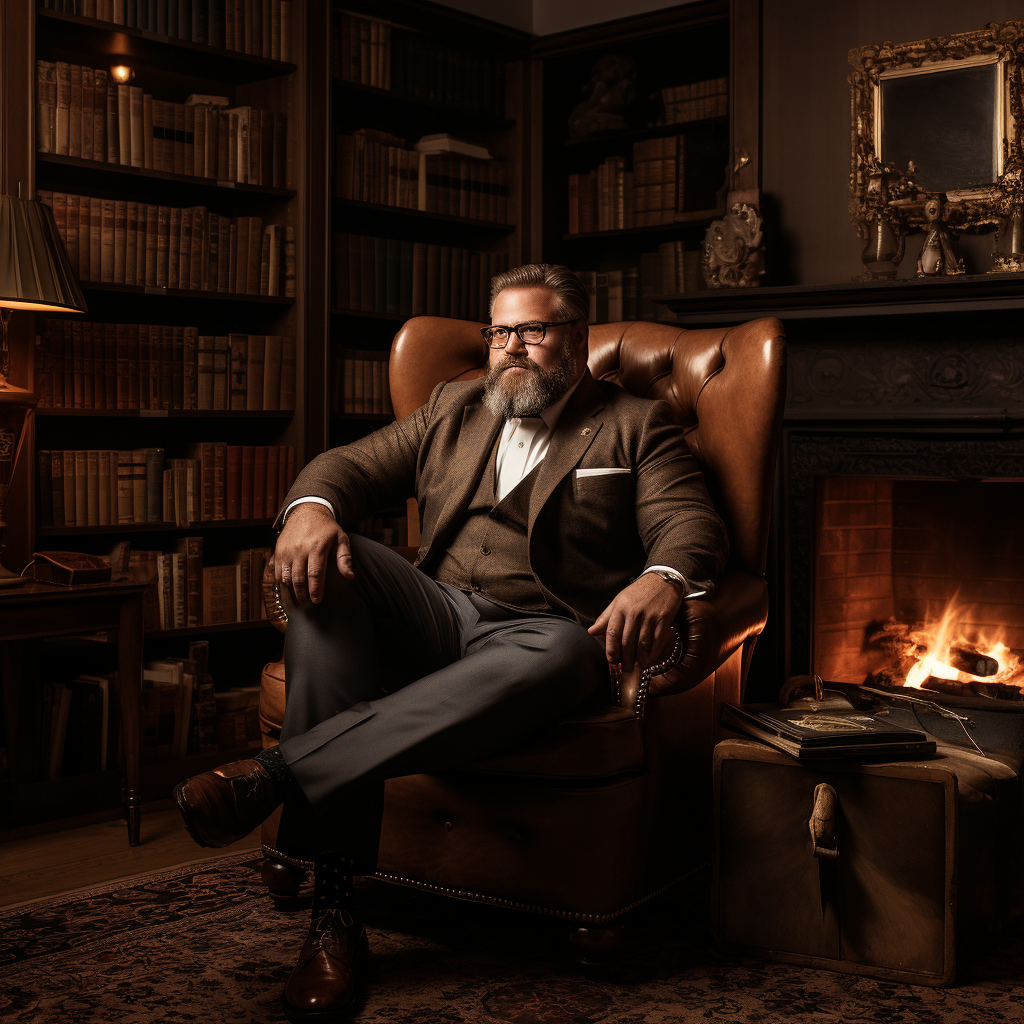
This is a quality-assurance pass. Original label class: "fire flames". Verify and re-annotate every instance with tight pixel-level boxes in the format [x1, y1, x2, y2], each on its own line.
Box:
[868, 598, 1024, 697]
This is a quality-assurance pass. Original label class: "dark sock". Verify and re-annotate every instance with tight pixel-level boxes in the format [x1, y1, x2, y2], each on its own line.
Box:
[312, 852, 357, 913]
[255, 746, 302, 803]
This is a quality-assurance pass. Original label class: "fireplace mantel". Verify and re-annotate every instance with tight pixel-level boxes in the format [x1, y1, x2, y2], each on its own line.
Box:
[658, 275, 1024, 324]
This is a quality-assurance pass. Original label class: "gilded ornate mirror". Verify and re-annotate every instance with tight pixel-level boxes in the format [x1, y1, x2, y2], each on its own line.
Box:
[849, 21, 1024, 231]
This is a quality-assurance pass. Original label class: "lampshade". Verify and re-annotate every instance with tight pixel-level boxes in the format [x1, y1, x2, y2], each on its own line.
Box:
[0, 194, 87, 314]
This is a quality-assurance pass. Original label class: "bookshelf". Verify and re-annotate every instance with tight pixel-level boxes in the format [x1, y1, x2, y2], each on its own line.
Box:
[535, 2, 731, 320]
[0, 0, 312, 834]
[322, 0, 531, 470]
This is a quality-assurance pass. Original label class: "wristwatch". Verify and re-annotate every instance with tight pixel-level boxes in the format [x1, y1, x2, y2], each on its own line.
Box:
[649, 568, 684, 589]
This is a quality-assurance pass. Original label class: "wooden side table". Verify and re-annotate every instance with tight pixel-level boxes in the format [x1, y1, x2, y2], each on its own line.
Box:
[0, 581, 147, 845]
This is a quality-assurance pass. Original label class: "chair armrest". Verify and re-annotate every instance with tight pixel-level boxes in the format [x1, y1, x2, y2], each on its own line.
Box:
[648, 567, 769, 700]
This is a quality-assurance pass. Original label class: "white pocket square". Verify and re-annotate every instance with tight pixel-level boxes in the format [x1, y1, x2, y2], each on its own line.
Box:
[575, 468, 631, 478]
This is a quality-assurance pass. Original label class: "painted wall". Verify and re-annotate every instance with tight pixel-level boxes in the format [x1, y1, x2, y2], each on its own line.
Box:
[762, 0, 1024, 285]
[437, 0, 687, 35]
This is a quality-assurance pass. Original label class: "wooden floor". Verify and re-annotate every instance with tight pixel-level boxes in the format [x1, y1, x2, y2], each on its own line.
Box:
[0, 802, 262, 908]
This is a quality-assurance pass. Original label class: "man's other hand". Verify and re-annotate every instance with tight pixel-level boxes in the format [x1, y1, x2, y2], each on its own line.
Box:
[274, 502, 354, 606]
[588, 573, 683, 675]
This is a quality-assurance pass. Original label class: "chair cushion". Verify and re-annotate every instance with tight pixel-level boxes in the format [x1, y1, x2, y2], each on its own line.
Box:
[465, 703, 643, 779]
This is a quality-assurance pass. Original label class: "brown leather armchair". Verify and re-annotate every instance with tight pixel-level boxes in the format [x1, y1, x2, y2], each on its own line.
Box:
[259, 315, 786, 938]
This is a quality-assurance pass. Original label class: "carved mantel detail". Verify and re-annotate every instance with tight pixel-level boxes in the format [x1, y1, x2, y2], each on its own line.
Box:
[787, 337, 1024, 418]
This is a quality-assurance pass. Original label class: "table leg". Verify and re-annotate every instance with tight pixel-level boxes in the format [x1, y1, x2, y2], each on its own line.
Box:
[117, 593, 144, 846]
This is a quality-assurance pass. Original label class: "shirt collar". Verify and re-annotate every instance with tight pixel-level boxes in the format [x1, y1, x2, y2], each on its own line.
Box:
[507, 373, 585, 434]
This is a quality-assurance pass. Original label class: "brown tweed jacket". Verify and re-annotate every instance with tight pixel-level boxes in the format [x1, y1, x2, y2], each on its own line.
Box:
[277, 370, 728, 627]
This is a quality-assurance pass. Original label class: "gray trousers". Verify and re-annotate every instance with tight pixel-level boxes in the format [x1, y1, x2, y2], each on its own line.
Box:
[275, 534, 609, 869]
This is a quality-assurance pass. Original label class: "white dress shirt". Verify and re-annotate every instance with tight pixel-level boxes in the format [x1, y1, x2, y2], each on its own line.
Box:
[281, 377, 703, 596]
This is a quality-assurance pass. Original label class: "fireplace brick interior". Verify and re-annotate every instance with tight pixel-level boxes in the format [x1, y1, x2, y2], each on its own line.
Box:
[814, 477, 1024, 683]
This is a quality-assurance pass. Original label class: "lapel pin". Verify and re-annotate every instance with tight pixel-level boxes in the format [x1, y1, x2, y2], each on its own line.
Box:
[581, 427, 591, 436]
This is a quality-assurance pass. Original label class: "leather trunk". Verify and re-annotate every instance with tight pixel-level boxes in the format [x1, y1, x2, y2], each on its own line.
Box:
[712, 738, 1019, 987]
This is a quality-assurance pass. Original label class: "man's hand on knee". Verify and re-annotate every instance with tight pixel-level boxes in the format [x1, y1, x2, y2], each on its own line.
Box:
[588, 573, 683, 675]
[274, 502, 355, 606]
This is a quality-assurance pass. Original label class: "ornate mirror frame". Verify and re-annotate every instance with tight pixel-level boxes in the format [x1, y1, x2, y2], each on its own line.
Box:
[849, 21, 1024, 231]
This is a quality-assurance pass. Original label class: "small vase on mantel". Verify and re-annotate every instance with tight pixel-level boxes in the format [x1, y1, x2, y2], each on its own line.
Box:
[989, 206, 1024, 274]
[856, 167, 904, 280]
[860, 212, 904, 280]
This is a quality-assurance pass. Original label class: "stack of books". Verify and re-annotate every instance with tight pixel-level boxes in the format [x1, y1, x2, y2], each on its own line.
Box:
[332, 12, 503, 117]
[567, 132, 725, 233]
[130, 545, 272, 631]
[35, 320, 295, 412]
[38, 191, 288, 296]
[332, 349, 393, 416]
[37, 1, 293, 60]
[659, 77, 728, 125]
[37, 63, 287, 187]
[36, 444, 296, 528]
[332, 234, 507, 320]
[334, 131, 509, 222]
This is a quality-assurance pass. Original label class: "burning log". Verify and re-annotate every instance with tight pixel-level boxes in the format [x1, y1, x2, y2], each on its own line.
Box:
[921, 677, 968, 697]
[947, 646, 999, 678]
[971, 681, 1024, 701]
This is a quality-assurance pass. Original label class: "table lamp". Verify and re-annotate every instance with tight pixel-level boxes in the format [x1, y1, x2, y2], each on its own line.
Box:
[0, 194, 87, 587]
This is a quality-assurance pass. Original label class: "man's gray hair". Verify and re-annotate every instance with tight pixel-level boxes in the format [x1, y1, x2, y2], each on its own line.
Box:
[489, 263, 590, 324]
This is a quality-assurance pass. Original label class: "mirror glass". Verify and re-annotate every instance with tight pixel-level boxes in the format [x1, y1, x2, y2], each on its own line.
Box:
[880, 62, 1000, 192]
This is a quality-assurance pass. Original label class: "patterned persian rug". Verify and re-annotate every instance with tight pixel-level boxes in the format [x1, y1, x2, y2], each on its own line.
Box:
[1, 852, 1021, 1023]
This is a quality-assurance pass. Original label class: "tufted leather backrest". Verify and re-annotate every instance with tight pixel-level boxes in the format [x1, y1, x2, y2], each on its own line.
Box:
[390, 317, 786, 575]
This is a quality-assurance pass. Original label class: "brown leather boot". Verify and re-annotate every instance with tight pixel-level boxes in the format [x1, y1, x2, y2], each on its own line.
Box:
[282, 859, 368, 1022]
[174, 759, 280, 848]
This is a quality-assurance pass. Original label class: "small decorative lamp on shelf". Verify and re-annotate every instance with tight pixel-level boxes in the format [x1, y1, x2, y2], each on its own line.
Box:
[0, 194, 87, 587]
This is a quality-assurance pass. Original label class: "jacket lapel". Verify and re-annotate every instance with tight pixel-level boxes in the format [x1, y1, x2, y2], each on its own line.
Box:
[426, 398, 502, 556]
[528, 371, 605, 535]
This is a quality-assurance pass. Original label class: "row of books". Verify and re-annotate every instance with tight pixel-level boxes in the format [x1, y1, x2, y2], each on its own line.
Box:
[573, 245, 704, 323]
[334, 131, 510, 222]
[334, 234, 508, 320]
[35, 321, 295, 412]
[38, 1, 293, 61]
[567, 133, 725, 232]
[36, 445, 296, 528]
[39, 191, 291, 296]
[331, 349, 393, 416]
[351, 513, 411, 548]
[37, 63, 287, 188]
[658, 77, 728, 126]
[130, 544, 271, 631]
[41, 674, 112, 779]
[332, 12, 504, 117]
[141, 659, 263, 766]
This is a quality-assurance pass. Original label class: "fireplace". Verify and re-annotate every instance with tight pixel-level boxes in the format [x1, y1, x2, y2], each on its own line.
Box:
[813, 475, 1024, 693]
[784, 430, 1024, 687]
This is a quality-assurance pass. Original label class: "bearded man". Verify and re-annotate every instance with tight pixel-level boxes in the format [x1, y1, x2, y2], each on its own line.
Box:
[174, 263, 728, 1022]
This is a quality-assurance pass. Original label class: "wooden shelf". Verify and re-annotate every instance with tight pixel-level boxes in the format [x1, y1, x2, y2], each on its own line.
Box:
[36, 153, 295, 205]
[656, 275, 1024, 324]
[147, 620, 274, 639]
[332, 79, 514, 133]
[77, 282, 293, 304]
[36, 408, 293, 418]
[563, 209, 722, 241]
[563, 116, 728, 149]
[332, 413, 395, 422]
[36, 519, 275, 537]
[333, 198, 514, 234]
[36, 9, 298, 83]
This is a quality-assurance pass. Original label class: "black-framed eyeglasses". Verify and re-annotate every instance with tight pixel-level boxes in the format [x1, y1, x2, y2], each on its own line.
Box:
[480, 318, 582, 348]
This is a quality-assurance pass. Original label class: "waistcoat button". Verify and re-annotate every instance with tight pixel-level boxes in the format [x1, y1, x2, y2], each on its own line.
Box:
[481, 546, 490, 555]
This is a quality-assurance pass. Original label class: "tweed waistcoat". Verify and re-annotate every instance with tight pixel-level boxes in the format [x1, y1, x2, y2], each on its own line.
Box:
[431, 435, 549, 612]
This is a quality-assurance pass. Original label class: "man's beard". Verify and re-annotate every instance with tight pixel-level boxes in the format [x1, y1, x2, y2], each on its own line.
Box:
[483, 340, 580, 418]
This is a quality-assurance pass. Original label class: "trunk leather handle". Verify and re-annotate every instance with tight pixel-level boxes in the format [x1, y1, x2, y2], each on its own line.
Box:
[810, 782, 839, 860]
